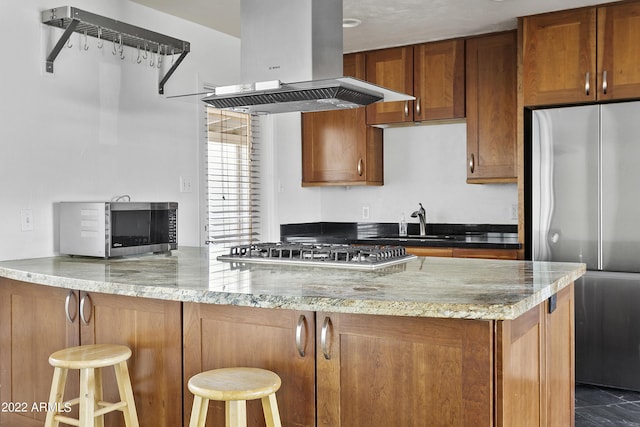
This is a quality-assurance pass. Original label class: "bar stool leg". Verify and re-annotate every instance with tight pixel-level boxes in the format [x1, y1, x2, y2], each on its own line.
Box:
[261, 393, 282, 427]
[188, 395, 210, 427]
[225, 400, 247, 427]
[79, 367, 97, 427]
[94, 367, 104, 427]
[44, 367, 68, 427]
[113, 360, 140, 427]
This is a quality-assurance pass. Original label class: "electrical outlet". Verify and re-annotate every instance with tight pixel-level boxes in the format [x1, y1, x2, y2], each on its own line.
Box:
[362, 206, 370, 220]
[21, 209, 33, 231]
[180, 176, 193, 193]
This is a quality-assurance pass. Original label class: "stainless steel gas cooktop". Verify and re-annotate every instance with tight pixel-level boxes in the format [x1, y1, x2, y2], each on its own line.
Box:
[217, 243, 416, 270]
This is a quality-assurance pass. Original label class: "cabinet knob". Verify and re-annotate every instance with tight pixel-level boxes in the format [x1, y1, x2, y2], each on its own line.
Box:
[404, 101, 409, 117]
[469, 153, 475, 174]
[585, 71, 591, 96]
[357, 158, 363, 176]
[415, 97, 421, 116]
[602, 70, 608, 95]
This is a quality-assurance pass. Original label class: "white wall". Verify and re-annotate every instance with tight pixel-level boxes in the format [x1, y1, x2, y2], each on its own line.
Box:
[267, 115, 517, 240]
[0, 0, 240, 260]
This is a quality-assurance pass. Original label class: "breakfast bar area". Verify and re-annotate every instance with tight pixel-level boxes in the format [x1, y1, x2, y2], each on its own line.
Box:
[0, 248, 585, 426]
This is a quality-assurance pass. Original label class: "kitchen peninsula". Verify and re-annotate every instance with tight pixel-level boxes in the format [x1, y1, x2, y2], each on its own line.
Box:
[0, 247, 584, 426]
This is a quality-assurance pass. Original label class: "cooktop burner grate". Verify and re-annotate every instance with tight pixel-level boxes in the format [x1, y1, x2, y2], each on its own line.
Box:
[218, 243, 415, 270]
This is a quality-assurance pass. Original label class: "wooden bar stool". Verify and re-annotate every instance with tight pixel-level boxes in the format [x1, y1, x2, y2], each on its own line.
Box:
[44, 344, 139, 427]
[188, 367, 282, 427]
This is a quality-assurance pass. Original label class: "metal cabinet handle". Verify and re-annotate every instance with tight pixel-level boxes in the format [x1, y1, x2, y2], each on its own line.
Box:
[295, 315, 307, 357]
[469, 153, 475, 174]
[321, 316, 332, 360]
[357, 158, 363, 176]
[415, 97, 421, 116]
[585, 71, 591, 96]
[79, 293, 93, 325]
[404, 101, 409, 117]
[64, 291, 77, 323]
[602, 70, 608, 95]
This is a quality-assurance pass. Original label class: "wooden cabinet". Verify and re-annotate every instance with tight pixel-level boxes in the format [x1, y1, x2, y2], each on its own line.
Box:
[365, 46, 414, 125]
[0, 279, 182, 427]
[79, 291, 182, 427]
[405, 246, 520, 260]
[466, 31, 517, 183]
[522, 8, 596, 106]
[343, 51, 366, 80]
[316, 312, 494, 426]
[365, 41, 465, 125]
[302, 53, 383, 186]
[302, 108, 383, 186]
[183, 303, 316, 427]
[317, 285, 574, 427]
[597, 1, 640, 101]
[523, 1, 640, 106]
[496, 284, 574, 426]
[413, 39, 466, 121]
[0, 280, 80, 427]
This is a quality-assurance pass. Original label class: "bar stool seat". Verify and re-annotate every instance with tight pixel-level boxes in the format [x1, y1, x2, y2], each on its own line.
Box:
[188, 367, 282, 427]
[44, 344, 139, 427]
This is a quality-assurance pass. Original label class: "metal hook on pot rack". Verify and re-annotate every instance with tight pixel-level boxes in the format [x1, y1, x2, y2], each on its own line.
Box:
[96, 27, 103, 49]
[83, 30, 89, 51]
[157, 45, 162, 68]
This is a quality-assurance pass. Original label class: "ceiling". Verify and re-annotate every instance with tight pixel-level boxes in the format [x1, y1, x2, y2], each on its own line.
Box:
[132, 0, 617, 53]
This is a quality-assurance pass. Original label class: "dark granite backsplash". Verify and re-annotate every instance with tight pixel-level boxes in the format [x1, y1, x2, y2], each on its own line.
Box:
[280, 222, 517, 243]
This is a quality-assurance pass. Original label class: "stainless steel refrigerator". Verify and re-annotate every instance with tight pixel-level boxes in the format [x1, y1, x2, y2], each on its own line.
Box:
[531, 101, 640, 391]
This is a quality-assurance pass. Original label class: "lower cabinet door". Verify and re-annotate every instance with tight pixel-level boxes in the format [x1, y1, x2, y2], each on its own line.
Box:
[0, 280, 80, 427]
[79, 291, 183, 427]
[183, 303, 316, 426]
[316, 312, 494, 426]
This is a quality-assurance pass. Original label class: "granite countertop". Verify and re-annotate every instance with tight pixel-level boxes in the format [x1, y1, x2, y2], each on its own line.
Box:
[0, 247, 584, 320]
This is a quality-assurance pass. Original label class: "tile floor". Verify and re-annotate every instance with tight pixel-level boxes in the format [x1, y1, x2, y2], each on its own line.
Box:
[576, 383, 640, 426]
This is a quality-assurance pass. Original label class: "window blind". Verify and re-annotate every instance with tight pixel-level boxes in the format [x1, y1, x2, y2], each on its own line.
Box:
[205, 107, 260, 250]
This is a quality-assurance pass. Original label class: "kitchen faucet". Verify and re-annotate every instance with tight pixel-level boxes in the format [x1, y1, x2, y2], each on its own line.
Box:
[411, 203, 427, 236]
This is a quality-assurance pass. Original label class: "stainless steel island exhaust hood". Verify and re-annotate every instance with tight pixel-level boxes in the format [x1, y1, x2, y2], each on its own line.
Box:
[202, 0, 413, 114]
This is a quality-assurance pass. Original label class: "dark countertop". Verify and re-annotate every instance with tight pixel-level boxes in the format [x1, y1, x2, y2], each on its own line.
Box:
[280, 222, 521, 250]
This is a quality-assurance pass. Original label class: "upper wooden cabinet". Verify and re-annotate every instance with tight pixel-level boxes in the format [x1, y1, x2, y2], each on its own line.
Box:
[413, 40, 466, 121]
[365, 46, 414, 124]
[302, 108, 383, 186]
[466, 31, 517, 183]
[597, 2, 640, 101]
[343, 50, 366, 79]
[365, 40, 465, 125]
[302, 53, 383, 186]
[523, 1, 640, 106]
[522, 8, 596, 106]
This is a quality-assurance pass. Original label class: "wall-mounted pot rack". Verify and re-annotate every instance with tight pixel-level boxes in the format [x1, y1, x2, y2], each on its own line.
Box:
[42, 6, 191, 94]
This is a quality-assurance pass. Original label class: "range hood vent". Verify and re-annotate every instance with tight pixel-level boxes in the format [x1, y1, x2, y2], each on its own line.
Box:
[202, 0, 412, 114]
[203, 77, 394, 114]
